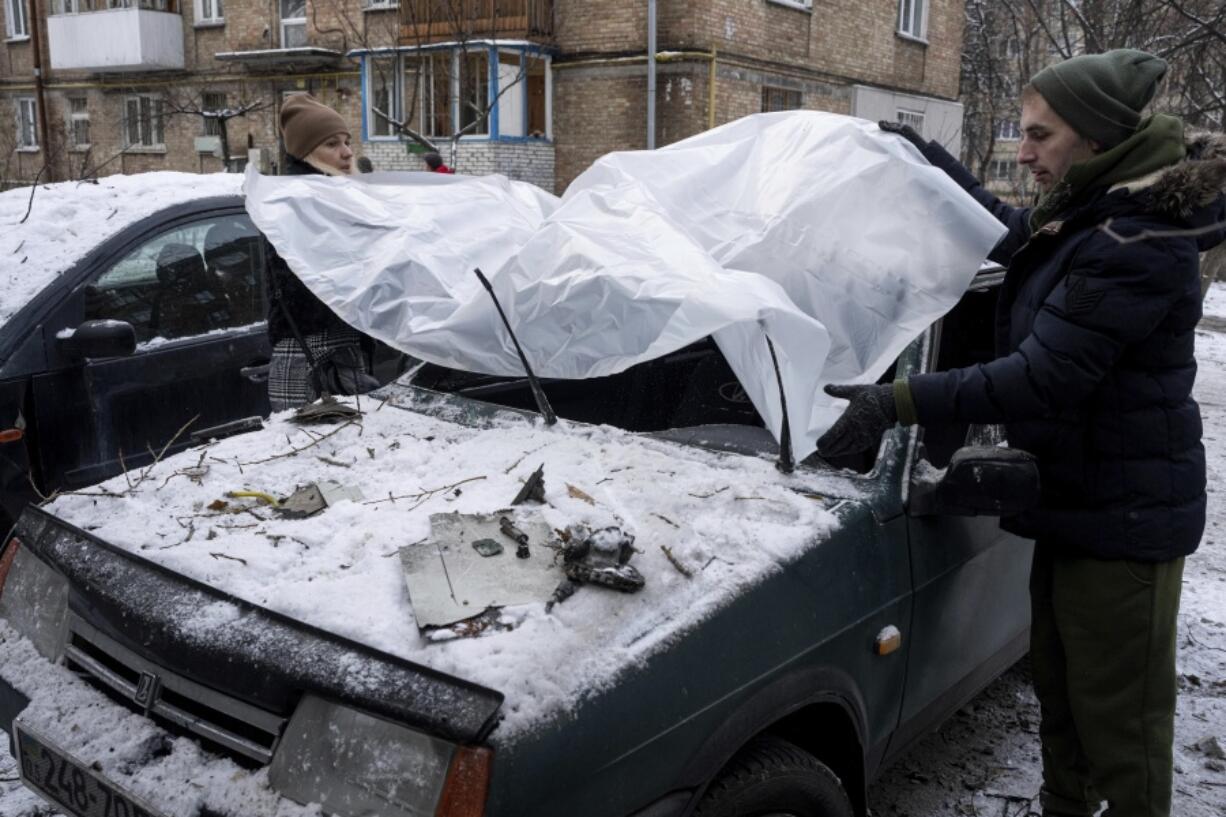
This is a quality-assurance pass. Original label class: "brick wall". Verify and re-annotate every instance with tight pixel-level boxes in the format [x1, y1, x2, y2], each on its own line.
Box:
[554, 0, 645, 54]
[364, 139, 555, 190]
[3, 0, 968, 189]
[631, 0, 963, 100]
[554, 56, 858, 191]
[554, 66, 646, 192]
[551, 0, 965, 189]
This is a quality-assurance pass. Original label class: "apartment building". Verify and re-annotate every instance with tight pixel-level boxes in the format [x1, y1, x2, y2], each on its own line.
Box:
[2, 1, 967, 194]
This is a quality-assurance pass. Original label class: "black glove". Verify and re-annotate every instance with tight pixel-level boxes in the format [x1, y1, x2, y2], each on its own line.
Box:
[878, 119, 927, 150]
[817, 384, 898, 459]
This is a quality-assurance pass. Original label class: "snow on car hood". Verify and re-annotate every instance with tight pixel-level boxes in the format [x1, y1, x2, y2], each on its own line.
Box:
[245, 112, 1007, 464]
[0, 172, 243, 327]
[44, 387, 859, 738]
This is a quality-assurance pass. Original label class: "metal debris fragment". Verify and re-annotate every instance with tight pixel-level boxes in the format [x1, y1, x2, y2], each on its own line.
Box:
[512, 463, 546, 505]
[561, 525, 644, 593]
[277, 484, 326, 518]
[500, 516, 532, 559]
[472, 538, 504, 557]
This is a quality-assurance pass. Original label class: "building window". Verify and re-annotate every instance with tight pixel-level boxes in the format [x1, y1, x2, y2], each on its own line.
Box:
[68, 97, 90, 148]
[368, 57, 401, 137]
[897, 0, 926, 40]
[400, 52, 453, 138]
[496, 51, 548, 138]
[376, 46, 551, 141]
[995, 119, 1021, 141]
[5, 0, 28, 38]
[459, 50, 490, 136]
[279, 0, 306, 48]
[362, 0, 397, 8]
[761, 86, 802, 113]
[16, 97, 37, 149]
[196, 0, 223, 24]
[988, 159, 1015, 181]
[202, 92, 226, 136]
[896, 109, 925, 132]
[125, 94, 165, 148]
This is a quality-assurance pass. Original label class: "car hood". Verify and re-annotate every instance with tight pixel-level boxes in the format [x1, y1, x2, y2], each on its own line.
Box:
[42, 384, 865, 739]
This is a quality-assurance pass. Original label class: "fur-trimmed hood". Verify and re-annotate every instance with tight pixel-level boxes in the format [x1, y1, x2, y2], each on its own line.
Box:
[1114, 129, 1226, 219]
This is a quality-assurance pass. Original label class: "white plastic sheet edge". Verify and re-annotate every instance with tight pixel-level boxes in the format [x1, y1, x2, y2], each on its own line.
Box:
[245, 112, 1007, 462]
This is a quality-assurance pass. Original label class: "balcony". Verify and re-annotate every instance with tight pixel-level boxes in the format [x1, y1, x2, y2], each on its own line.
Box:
[47, 7, 184, 72]
[400, 0, 553, 44]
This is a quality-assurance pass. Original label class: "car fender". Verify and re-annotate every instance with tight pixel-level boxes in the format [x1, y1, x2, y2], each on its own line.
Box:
[675, 663, 870, 814]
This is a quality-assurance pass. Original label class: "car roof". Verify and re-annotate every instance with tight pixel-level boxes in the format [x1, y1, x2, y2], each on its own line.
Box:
[0, 172, 244, 328]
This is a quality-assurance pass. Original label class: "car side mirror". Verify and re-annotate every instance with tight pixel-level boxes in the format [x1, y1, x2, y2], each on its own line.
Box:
[59, 320, 137, 360]
[910, 445, 1039, 517]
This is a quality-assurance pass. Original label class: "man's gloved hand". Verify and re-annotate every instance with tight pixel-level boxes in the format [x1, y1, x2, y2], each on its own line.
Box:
[817, 384, 898, 459]
[878, 119, 927, 150]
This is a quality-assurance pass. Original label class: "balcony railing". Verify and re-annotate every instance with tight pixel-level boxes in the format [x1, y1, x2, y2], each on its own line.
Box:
[47, 8, 185, 72]
[400, 0, 553, 44]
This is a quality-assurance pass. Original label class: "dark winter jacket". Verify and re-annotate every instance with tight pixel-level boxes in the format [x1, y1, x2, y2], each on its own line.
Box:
[908, 133, 1226, 561]
[266, 156, 352, 344]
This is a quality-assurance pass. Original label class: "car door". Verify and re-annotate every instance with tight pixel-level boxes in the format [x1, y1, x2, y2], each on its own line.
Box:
[29, 208, 271, 491]
[891, 273, 1035, 748]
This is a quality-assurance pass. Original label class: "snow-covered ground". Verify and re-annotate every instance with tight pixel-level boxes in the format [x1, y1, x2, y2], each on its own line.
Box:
[4, 291, 1226, 816]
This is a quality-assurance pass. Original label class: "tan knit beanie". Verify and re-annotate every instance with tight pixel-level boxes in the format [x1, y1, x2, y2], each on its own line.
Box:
[280, 94, 350, 160]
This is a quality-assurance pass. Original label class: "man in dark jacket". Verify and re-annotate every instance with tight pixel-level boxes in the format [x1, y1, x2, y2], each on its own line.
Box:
[819, 50, 1225, 817]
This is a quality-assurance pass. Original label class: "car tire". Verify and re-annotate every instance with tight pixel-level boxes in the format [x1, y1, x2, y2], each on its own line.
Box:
[694, 736, 854, 817]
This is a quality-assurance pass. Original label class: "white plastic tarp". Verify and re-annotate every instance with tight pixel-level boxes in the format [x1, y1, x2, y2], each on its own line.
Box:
[244, 112, 1006, 461]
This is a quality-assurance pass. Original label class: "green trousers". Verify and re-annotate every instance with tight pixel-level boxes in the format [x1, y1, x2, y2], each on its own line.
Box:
[1029, 543, 1184, 817]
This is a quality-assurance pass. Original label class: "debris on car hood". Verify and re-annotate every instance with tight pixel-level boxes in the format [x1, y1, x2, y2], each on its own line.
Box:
[277, 480, 365, 518]
[44, 390, 861, 736]
[560, 524, 643, 593]
[292, 394, 363, 424]
[402, 513, 647, 635]
[402, 512, 560, 629]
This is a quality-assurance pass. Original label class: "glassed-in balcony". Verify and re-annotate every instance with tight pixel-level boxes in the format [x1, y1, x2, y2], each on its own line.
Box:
[47, 1, 185, 73]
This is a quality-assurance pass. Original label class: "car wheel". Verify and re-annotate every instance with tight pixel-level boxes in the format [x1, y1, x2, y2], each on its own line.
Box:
[694, 736, 854, 817]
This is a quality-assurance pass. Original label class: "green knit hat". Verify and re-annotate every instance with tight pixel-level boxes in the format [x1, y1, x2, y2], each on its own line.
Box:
[1030, 49, 1168, 147]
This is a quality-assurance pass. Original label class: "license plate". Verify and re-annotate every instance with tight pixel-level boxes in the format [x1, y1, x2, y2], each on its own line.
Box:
[14, 721, 170, 817]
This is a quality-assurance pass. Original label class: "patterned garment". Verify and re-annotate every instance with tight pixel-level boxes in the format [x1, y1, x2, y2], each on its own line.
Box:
[267, 326, 364, 412]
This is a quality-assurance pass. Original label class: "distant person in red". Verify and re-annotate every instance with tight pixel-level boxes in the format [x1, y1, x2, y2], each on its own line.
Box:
[423, 152, 454, 174]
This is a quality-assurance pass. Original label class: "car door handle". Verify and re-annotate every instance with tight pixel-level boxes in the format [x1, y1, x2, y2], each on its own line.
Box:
[241, 362, 271, 383]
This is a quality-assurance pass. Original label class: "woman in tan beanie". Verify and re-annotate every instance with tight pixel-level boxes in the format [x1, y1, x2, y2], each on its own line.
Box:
[265, 94, 381, 409]
[279, 93, 354, 175]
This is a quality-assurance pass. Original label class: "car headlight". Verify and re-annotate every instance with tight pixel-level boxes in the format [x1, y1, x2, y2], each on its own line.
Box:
[0, 537, 70, 661]
[269, 694, 492, 817]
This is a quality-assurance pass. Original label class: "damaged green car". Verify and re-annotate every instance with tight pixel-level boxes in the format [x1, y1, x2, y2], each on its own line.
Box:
[0, 267, 1035, 817]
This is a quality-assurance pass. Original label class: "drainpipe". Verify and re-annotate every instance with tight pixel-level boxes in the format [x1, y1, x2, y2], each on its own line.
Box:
[708, 46, 717, 130]
[646, 0, 656, 149]
[29, 0, 53, 181]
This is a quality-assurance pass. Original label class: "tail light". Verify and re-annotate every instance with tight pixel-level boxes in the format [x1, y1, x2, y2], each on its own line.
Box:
[435, 745, 493, 817]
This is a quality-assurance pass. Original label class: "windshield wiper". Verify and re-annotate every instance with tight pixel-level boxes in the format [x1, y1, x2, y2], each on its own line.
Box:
[764, 334, 795, 474]
[473, 268, 558, 426]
